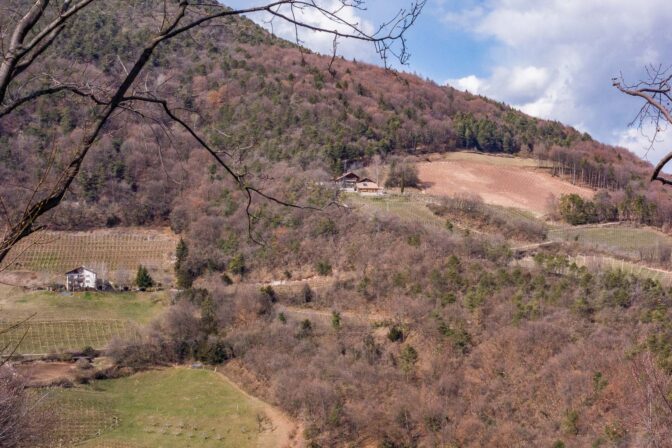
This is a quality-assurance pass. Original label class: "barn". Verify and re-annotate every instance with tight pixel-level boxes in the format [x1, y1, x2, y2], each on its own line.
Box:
[65, 266, 97, 291]
[334, 172, 361, 191]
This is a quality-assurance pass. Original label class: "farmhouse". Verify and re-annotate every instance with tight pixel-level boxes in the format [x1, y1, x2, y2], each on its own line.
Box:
[334, 171, 360, 191]
[355, 178, 382, 195]
[65, 266, 97, 291]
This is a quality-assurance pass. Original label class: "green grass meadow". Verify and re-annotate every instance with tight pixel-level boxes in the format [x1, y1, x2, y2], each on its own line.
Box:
[46, 368, 278, 448]
[0, 287, 168, 354]
[549, 226, 672, 256]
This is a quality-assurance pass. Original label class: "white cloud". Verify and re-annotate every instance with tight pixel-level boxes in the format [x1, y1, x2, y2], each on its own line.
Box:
[449, 74, 483, 93]
[616, 123, 672, 165]
[232, 0, 379, 62]
[443, 0, 672, 163]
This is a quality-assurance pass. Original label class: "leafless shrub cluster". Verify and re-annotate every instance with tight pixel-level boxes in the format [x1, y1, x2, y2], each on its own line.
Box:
[429, 193, 547, 242]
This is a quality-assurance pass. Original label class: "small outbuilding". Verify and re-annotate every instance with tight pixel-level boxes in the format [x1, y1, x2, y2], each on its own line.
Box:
[355, 178, 382, 195]
[65, 266, 97, 291]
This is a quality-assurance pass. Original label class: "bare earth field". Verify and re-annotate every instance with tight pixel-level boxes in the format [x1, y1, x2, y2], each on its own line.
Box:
[417, 153, 594, 216]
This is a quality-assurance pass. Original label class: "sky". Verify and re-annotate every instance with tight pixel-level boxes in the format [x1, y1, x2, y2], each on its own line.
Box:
[225, 0, 672, 164]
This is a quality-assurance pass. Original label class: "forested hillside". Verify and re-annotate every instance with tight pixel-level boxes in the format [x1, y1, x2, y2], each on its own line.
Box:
[2, 0, 667, 231]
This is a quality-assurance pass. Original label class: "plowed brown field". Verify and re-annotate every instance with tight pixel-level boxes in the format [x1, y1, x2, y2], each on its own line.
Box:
[417, 153, 594, 216]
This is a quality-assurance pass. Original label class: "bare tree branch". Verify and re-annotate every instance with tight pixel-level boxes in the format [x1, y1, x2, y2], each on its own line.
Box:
[614, 66, 672, 182]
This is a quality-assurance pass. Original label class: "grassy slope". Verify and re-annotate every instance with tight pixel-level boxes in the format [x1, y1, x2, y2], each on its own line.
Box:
[0, 285, 168, 321]
[58, 368, 279, 448]
[549, 226, 672, 256]
[347, 194, 445, 228]
[0, 286, 169, 354]
[348, 192, 543, 239]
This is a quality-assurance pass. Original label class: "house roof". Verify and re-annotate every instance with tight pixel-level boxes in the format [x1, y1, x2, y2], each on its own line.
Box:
[334, 171, 360, 182]
[357, 177, 376, 184]
[356, 179, 380, 189]
[65, 266, 96, 275]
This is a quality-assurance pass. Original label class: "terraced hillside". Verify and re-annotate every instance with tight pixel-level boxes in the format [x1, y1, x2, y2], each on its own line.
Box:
[0, 228, 178, 287]
[0, 286, 168, 355]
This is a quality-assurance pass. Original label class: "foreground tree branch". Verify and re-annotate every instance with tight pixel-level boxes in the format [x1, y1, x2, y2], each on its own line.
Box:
[614, 65, 672, 184]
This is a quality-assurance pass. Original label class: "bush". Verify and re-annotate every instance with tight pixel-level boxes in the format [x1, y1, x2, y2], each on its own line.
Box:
[331, 311, 341, 330]
[562, 409, 579, 435]
[198, 337, 234, 364]
[315, 260, 332, 276]
[297, 319, 313, 338]
[399, 345, 418, 374]
[302, 284, 314, 303]
[80, 346, 98, 358]
[228, 253, 246, 275]
[220, 273, 233, 285]
[313, 218, 338, 237]
[430, 194, 546, 241]
[387, 325, 404, 342]
[559, 194, 596, 225]
[260, 285, 277, 303]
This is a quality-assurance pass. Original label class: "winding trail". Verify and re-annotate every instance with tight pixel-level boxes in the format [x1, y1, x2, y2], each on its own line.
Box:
[214, 368, 302, 448]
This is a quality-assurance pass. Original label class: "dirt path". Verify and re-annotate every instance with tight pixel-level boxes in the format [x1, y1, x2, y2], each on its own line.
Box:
[14, 361, 78, 385]
[214, 369, 302, 448]
[276, 304, 391, 325]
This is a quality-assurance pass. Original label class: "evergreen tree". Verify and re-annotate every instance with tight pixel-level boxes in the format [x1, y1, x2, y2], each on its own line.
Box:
[135, 265, 154, 288]
[175, 238, 193, 289]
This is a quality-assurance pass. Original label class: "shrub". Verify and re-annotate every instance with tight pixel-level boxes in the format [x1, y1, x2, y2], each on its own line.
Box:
[302, 284, 314, 303]
[438, 320, 471, 354]
[406, 234, 421, 246]
[81, 346, 97, 358]
[228, 253, 246, 275]
[331, 311, 341, 330]
[558, 194, 596, 225]
[562, 409, 579, 435]
[260, 285, 277, 303]
[198, 337, 234, 364]
[313, 218, 338, 237]
[399, 345, 418, 374]
[220, 273, 233, 285]
[387, 325, 404, 342]
[297, 319, 313, 338]
[315, 260, 332, 276]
